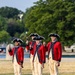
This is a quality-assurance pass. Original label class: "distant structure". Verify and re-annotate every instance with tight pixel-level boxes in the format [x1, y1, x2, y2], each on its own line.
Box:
[18, 13, 23, 21]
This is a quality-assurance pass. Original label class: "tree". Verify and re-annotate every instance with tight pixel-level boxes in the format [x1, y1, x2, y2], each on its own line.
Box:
[7, 19, 25, 37]
[23, 0, 75, 45]
[0, 16, 7, 31]
[0, 30, 10, 43]
[0, 6, 23, 19]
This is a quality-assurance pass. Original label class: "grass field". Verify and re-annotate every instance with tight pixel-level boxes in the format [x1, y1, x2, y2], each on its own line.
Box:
[0, 59, 75, 75]
[0, 73, 75, 75]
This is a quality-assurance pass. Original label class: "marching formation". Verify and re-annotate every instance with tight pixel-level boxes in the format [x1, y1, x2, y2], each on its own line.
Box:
[1, 33, 62, 75]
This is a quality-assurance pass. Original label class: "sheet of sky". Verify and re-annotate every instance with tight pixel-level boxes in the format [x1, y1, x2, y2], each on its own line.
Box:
[0, 0, 38, 12]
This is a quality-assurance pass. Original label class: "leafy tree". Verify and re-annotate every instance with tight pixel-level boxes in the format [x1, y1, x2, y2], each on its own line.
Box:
[0, 30, 10, 43]
[7, 19, 25, 37]
[0, 16, 7, 31]
[0, 6, 23, 19]
[0, 6, 26, 42]
[23, 0, 75, 45]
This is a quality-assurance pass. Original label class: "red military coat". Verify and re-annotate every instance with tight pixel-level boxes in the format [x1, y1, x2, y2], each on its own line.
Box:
[47, 41, 62, 62]
[33, 43, 46, 64]
[26, 41, 36, 55]
[9, 46, 24, 65]
[42, 45, 48, 63]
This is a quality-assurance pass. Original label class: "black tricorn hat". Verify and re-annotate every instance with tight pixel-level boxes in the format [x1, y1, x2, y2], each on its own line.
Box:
[13, 38, 23, 43]
[29, 33, 39, 37]
[33, 36, 45, 40]
[48, 33, 60, 38]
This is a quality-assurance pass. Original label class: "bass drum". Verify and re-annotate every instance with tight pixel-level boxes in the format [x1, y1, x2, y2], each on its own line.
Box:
[6, 44, 14, 60]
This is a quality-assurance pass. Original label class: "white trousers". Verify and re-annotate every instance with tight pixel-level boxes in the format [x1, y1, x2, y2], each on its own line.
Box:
[34, 54, 43, 75]
[34, 61, 42, 75]
[13, 55, 22, 75]
[30, 54, 35, 75]
[13, 63, 22, 75]
[48, 58, 58, 75]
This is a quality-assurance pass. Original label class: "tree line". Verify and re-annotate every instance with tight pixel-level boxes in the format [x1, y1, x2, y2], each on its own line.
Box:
[0, 0, 75, 46]
[0, 6, 25, 43]
[23, 0, 75, 46]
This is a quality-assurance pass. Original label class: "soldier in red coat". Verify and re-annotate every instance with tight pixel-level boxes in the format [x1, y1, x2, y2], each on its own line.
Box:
[8, 38, 24, 75]
[47, 33, 62, 75]
[26, 33, 38, 55]
[25, 33, 38, 75]
[33, 36, 46, 75]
